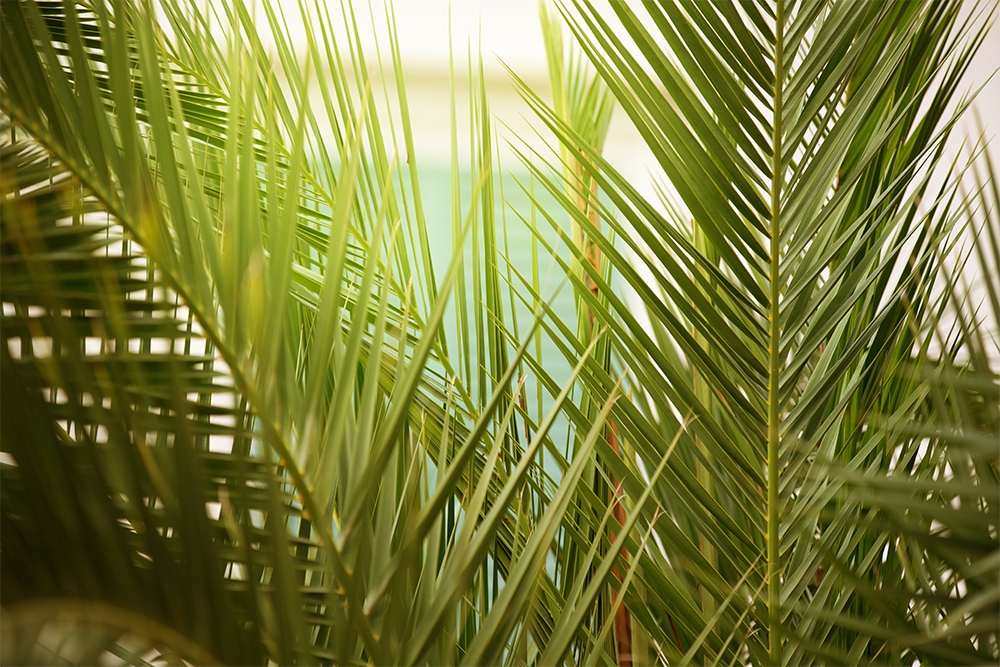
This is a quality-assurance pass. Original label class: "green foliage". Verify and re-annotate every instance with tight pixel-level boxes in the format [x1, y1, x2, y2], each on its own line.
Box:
[1, 1, 996, 665]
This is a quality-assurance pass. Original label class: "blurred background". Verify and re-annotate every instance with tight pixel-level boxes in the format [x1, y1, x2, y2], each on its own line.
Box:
[302, 0, 999, 184]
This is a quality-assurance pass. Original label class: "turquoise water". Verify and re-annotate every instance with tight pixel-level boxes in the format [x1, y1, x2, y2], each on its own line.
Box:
[411, 165, 584, 471]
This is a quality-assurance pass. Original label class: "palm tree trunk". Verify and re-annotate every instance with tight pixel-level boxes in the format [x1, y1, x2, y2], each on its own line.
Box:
[574, 155, 633, 667]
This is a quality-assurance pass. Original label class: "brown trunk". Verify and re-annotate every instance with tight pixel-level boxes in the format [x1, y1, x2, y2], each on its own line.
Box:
[607, 421, 632, 666]
[575, 153, 632, 666]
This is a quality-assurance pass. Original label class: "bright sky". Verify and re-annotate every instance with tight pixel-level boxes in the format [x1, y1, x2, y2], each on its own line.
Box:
[267, 1, 998, 177]
[386, 0, 551, 75]
[357, 2, 1000, 165]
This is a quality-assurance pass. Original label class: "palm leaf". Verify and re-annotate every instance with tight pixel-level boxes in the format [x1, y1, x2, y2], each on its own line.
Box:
[513, 0, 998, 663]
[1, 1, 638, 663]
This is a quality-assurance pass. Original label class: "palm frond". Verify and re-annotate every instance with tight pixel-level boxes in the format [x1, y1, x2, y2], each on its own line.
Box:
[1, 1, 612, 663]
[512, 0, 998, 663]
